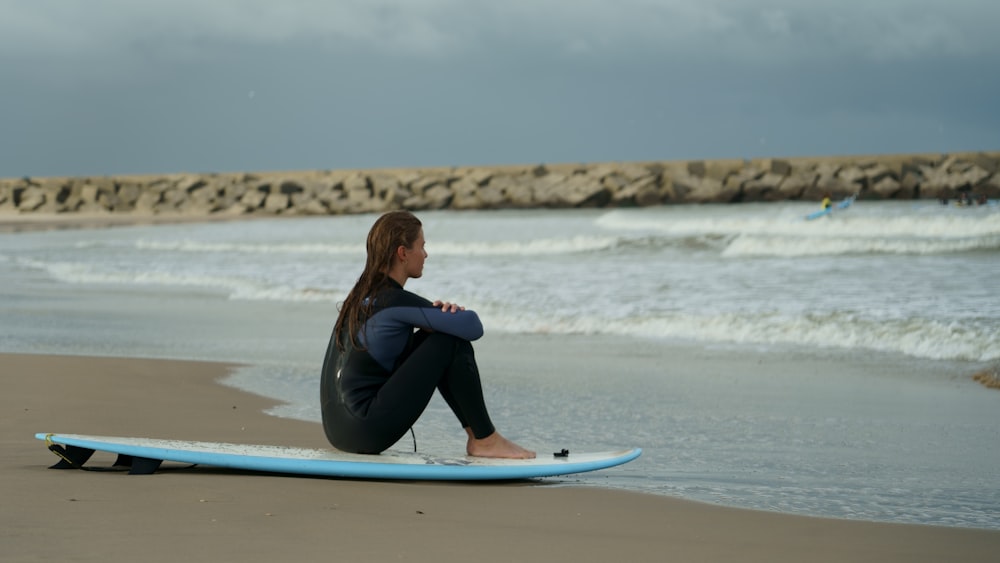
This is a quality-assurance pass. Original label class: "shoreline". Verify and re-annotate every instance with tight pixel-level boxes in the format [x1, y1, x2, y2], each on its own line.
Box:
[4, 351, 999, 562]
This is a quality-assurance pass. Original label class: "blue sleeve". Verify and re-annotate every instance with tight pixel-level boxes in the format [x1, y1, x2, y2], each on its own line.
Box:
[388, 306, 484, 341]
[358, 289, 484, 372]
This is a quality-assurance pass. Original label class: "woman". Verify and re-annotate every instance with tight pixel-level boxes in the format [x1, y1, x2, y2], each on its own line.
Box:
[320, 211, 535, 459]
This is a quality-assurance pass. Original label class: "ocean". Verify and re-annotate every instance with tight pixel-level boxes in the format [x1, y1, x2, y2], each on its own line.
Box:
[2, 200, 998, 529]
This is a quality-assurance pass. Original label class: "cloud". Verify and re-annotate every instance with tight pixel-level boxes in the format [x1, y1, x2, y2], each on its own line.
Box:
[3, 0, 998, 65]
[2, 1, 997, 177]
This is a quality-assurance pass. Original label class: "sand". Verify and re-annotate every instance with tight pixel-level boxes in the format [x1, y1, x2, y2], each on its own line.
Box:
[2, 352, 998, 563]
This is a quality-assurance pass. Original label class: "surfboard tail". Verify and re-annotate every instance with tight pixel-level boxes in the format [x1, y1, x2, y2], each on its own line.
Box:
[44, 434, 163, 474]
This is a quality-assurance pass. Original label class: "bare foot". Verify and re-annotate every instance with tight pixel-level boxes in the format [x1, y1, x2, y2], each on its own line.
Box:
[466, 430, 535, 459]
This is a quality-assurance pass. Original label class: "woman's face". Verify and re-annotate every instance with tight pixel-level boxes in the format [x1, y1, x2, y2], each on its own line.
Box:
[404, 228, 427, 279]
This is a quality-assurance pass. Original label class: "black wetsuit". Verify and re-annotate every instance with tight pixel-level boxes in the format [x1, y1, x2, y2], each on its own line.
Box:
[320, 279, 496, 454]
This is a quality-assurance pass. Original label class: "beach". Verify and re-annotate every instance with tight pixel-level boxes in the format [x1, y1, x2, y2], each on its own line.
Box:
[4, 352, 999, 562]
[2, 205, 999, 561]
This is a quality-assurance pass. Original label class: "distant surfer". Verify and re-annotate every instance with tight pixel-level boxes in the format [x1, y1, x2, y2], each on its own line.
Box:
[821, 193, 832, 210]
[320, 211, 535, 459]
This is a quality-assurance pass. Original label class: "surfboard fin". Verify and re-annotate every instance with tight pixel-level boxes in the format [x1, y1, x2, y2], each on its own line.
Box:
[45, 435, 163, 474]
[48, 443, 95, 470]
[116, 455, 164, 475]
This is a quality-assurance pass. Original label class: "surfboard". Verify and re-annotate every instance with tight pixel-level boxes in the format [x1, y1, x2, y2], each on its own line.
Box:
[805, 194, 856, 220]
[37, 433, 641, 480]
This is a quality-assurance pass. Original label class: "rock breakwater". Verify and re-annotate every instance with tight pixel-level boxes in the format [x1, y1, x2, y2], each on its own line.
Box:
[2, 152, 998, 217]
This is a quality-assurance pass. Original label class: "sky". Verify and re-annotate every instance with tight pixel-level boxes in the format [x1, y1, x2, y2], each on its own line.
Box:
[2, 0, 998, 178]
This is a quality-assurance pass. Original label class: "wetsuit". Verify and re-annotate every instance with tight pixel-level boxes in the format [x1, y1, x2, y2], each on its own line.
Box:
[320, 279, 496, 454]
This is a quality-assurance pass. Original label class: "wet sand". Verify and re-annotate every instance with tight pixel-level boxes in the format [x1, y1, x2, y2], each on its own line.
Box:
[3, 353, 998, 562]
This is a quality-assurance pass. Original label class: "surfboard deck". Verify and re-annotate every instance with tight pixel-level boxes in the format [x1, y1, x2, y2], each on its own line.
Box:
[37, 433, 641, 480]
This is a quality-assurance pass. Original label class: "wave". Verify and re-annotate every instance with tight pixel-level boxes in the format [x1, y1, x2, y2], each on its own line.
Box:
[15, 258, 343, 303]
[482, 308, 1000, 363]
[597, 207, 1000, 239]
[596, 208, 1000, 257]
[123, 231, 1000, 260]
[722, 234, 1000, 258]
[133, 240, 363, 255]
[19, 255, 999, 361]
[127, 236, 623, 257]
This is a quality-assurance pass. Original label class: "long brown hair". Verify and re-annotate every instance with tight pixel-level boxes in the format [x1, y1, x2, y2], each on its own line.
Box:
[334, 211, 423, 350]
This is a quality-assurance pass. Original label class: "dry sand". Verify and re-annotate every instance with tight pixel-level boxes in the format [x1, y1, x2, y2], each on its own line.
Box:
[2, 352, 998, 563]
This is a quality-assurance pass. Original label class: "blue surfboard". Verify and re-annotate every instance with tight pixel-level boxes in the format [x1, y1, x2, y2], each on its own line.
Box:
[37, 433, 641, 480]
[806, 194, 856, 220]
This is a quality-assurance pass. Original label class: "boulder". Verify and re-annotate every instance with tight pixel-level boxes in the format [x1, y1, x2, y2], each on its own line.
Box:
[971, 153, 999, 175]
[976, 174, 1000, 198]
[263, 193, 290, 213]
[239, 189, 267, 211]
[899, 172, 921, 199]
[673, 174, 724, 203]
[133, 190, 163, 214]
[446, 179, 479, 210]
[742, 172, 787, 201]
[770, 159, 793, 176]
[776, 172, 815, 200]
[17, 186, 47, 211]
[561, 174, 612, 207]
[421, 184, 455, 209]
[611, 176, 660, 206]
[870, 176, 902, 199]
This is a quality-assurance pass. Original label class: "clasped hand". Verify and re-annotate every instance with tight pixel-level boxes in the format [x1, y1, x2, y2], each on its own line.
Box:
[432, 300, 465, 313]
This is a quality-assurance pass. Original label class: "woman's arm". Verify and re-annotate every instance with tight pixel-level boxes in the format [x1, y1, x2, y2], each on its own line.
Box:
[394, 306, 484, 341]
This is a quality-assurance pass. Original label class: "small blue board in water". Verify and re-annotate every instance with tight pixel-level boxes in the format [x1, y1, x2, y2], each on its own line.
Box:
[37, 433, 641, 480]
[806, 195, 856, 220]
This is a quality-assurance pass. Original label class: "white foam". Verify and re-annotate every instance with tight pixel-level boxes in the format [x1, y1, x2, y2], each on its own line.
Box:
[596, 206, 1000, 257]
[484, 309, 1000, 362]
[597, 206, 1000, 241]
[134, 240, 363, 255]
[134, 235, 620, 257]
[722, 234, 1000, 257]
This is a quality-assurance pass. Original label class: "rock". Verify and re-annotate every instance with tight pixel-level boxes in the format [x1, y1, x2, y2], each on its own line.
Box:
[17, 186, 47, 211]
[563, 174, 612, 207]
[837, 166, 867, 189]
[742, 172, 787, 201]
[0, 181, 11, 208]
[3, 151, 998, 219]
[263, 193, 290, 213]
[133, 190, 163, 214]
[704, 159, 745, 182]
[239, 189, 267, 211]
[278, 179, 306, 195]
[900, 172, 921, 199]
[372, 173, 412, 208]
[870, 176, 902, 199]
[861, 163, 896, 186]
[342, 172, 369, 194]
[770, 159, 792, 176]
[176, 175, 207, 193]
[673, 174, 724, 203]
[486, 174, 530, 208]
[116, 182, 142, 210]
[687, 161, 706, 177]
[290, 195, 328, 215]
[612, 176, 660, 206]
[976, 174, 1000, 198]
[776, 172, 815, 200]
[447, 179, 479, 210]
[971, 153, 999, 175]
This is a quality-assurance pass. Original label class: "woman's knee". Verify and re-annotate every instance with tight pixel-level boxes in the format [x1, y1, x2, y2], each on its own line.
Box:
[422, 331, 464, 350]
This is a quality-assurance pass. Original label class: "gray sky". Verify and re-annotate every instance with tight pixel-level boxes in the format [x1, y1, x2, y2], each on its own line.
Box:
[2, 0, 998, 177]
